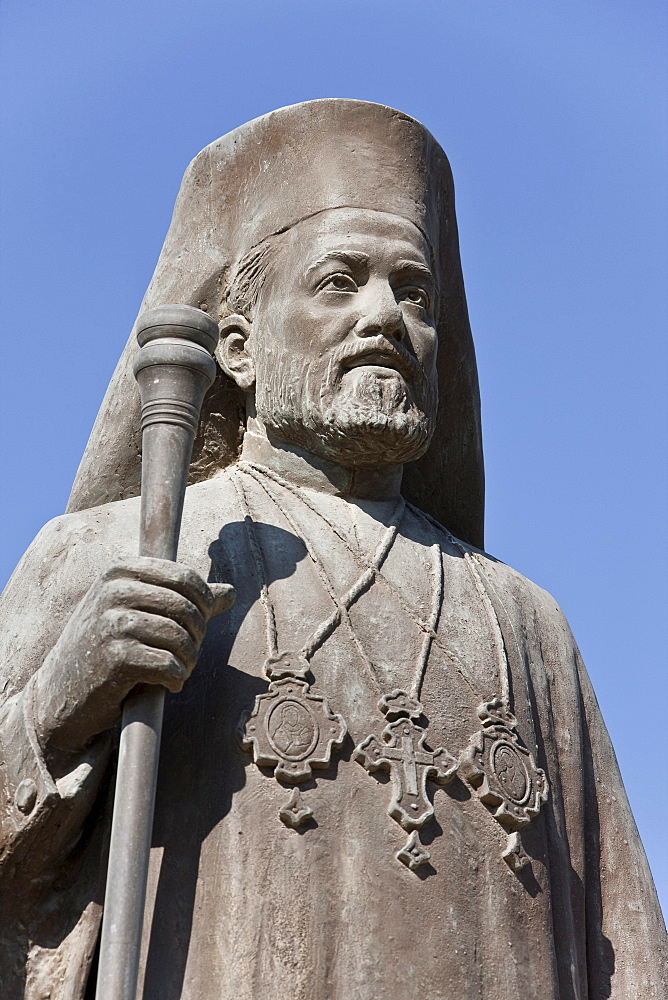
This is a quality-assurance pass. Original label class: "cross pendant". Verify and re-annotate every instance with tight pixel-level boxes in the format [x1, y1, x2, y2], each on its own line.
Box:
[355, 716, 457, 831]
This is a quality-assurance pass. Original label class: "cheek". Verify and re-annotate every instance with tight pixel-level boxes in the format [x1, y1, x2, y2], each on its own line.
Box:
[279, 300, 350, 357]
[407, 319, 439, 369]
[426, 331, 439, 372]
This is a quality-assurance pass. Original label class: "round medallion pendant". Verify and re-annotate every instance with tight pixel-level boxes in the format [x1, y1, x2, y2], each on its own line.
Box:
[491, 740, 530, 806]
[459, 699, 549, 836]
[267, 697, 320, 761]
[239, 673, 347, 785]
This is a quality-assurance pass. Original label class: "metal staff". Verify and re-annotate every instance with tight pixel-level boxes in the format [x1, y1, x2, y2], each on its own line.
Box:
[95, 304, 219, 1000]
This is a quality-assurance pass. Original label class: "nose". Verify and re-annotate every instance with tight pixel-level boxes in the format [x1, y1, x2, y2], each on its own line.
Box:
[354, 280, 405, 341]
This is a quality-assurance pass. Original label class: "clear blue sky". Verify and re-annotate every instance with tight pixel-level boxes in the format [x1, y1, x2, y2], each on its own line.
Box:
[1, 1, 666, 911]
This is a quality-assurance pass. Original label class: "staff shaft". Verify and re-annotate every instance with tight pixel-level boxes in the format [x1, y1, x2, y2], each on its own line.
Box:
[95, 306, 218, 1000]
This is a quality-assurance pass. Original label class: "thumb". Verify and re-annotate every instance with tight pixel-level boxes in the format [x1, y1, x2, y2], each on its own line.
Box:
[208, 582, 236, 616]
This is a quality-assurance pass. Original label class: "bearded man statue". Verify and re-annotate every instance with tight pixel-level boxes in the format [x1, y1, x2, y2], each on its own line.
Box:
[0, 100, 665, 1000]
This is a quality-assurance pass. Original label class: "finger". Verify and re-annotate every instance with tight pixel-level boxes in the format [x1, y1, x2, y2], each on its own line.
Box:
[106, 609, 198, 671]
[104, 580, 206, 644]
[208, 583, 236, 617]
[102, 558, 214, 617]
[112, 639, 189, 693]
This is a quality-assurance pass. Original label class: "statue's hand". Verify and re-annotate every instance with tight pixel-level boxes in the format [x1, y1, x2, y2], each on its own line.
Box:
[32, 557, 235, 767]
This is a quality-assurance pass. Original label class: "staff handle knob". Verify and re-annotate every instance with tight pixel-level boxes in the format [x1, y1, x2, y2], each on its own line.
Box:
[132, 304, 219, 561]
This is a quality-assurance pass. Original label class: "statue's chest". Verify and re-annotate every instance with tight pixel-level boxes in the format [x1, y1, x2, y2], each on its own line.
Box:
[214, 496, 503, 745]
[189, 480, 547, 878]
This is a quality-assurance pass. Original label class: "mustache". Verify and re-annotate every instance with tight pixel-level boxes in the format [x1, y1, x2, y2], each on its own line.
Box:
[327, 336, 424, 384]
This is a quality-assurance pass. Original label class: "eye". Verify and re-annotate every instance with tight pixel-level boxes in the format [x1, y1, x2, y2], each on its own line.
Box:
[319, 272, 358, 293]
[397, 286, 430, 309]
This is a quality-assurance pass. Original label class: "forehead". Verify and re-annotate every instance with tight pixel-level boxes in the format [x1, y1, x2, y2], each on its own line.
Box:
[280, 208, 433, 269]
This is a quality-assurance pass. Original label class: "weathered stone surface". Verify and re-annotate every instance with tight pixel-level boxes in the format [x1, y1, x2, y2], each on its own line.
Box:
[1, 100, 665, 999]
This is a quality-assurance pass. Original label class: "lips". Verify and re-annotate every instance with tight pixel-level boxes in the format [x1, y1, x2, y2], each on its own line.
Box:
[343, 348, 416, 381]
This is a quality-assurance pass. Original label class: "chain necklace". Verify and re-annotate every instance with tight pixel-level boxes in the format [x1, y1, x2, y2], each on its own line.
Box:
[241, 461, 482, 698]
[241, 461, 445, 701]
[235, 461, 548, 873]
[235, 465, 407, 829]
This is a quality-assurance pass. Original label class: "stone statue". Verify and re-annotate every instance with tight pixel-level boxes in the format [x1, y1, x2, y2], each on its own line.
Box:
[1, 100, 665, 999]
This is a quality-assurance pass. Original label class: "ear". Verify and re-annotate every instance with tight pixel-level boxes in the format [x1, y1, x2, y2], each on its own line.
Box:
[216, 314, 255, 391]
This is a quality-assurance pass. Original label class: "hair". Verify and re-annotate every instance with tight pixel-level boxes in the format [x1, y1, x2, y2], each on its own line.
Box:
[185, 231, 288, 482]
[224, 231, 287, 320]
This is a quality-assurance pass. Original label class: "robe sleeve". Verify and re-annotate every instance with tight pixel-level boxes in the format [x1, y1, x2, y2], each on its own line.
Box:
[525, 574, 668, 998]
[0, 514, 113, 888]
[573, 646, 667, 997]
[481, 553, 666, 996]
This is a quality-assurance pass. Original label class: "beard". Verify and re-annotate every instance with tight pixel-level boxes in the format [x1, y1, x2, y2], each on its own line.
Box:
[254, 338, 437, 468]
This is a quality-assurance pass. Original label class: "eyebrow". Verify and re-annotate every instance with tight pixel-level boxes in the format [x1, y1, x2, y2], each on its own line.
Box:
[391, 259, 434, 282]
[305, 250, 370, 277]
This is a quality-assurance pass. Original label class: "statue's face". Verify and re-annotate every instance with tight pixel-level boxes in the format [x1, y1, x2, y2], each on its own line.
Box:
[248, 208, 439, 468]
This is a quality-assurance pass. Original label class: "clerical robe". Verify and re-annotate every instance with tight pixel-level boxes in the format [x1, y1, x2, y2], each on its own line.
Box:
[0, 457, 665, 999]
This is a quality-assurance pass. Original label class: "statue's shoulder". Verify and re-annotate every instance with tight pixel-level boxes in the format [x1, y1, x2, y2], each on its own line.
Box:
[1, 473, 242, 632]
[181, 468, 241, 529]
[31, 492, 143, 560]
[1, 495, 144, 606]
[465, 541, 571, 640]
[3, 471, 241, 604]
[33, 470, 241, 554]
[417, 508, 569, 637]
